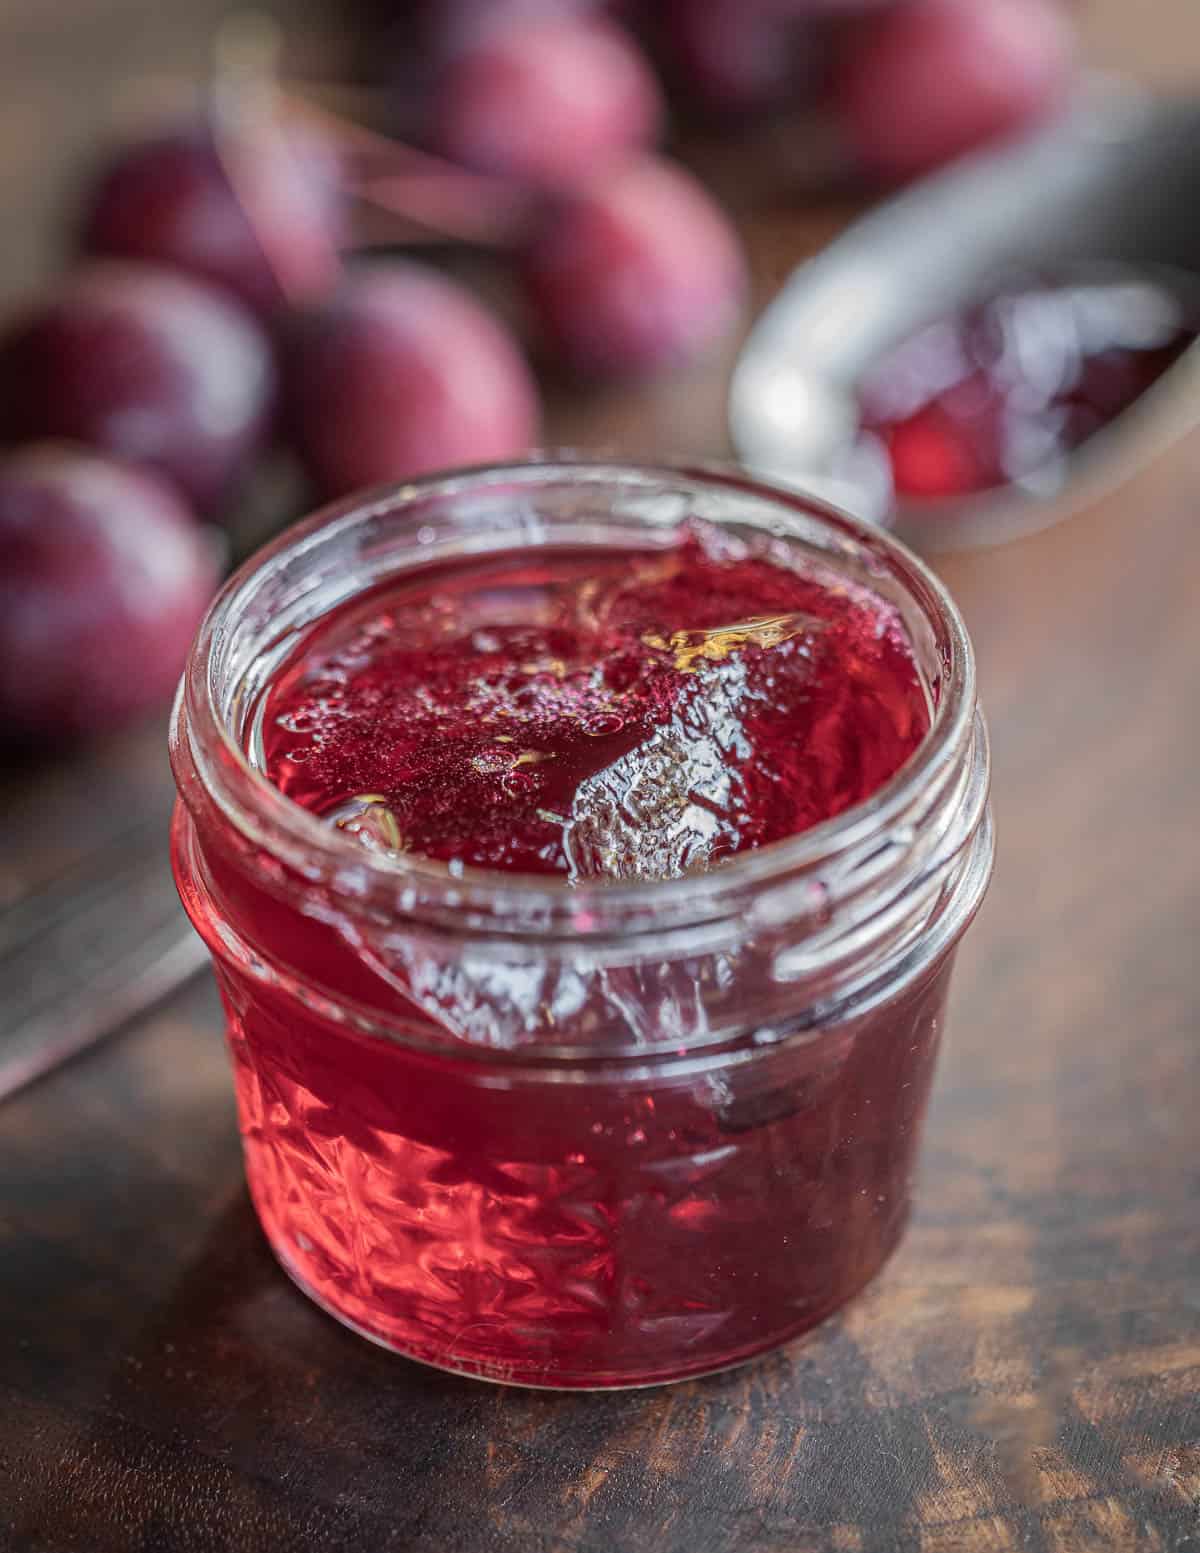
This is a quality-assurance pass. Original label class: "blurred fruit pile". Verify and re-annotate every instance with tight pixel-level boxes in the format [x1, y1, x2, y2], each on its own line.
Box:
[0, 0, 1077, 746]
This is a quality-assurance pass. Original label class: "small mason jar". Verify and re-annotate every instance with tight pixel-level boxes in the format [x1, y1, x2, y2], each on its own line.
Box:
[171, 460, 993, 1389]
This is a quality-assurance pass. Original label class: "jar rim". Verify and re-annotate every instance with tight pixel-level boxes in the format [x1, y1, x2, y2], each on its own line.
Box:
[173, 457, 980, 939]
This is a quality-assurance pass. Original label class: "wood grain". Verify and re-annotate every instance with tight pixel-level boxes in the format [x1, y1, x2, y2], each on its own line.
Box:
[2, 3, 1199, 1551]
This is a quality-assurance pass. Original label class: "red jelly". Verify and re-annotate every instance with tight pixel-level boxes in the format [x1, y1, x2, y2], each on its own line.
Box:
[171, 463, 993, 1387]
[261, 534, 929, 877]
[858, 273, 1196, 503]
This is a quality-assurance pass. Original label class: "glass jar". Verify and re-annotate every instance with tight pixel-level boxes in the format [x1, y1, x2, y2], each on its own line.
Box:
[170, 460, 993, 1389]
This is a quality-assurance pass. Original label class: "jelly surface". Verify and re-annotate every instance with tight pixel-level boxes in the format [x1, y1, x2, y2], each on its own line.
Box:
[259, 528, 930, 879]
[858, 274, 1195, 502]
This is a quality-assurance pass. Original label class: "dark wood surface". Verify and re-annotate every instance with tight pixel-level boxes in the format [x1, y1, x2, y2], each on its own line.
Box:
[2, 5, 1200, 1551]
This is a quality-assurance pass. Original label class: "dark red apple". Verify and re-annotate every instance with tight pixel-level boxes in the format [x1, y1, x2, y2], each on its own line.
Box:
[836, 0, 1075, 182]
[0, 262, 275, 517]
[0, 443, 219, 742]
[430, 14, 663, 188]
[76, 119, 343, 318]
[281, 262, 540, 498]
[521, 155, 747, 377]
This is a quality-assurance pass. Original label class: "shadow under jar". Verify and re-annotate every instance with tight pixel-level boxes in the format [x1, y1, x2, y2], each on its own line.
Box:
[170, 460, 993, 1389]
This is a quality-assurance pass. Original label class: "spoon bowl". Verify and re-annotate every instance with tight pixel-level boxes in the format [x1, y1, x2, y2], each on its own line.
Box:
[730, 80, 1200, 549]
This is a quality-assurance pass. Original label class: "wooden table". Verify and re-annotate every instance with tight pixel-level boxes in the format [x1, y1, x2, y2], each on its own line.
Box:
[2, 5, 1199, 1551]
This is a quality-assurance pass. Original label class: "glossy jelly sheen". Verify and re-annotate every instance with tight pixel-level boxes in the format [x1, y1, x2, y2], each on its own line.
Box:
[174, 522, 951, 1386]
[259, 530, 930, 878]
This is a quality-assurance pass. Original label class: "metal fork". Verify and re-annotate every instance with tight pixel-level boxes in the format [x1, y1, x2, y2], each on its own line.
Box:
[0, 816, 207, 1100]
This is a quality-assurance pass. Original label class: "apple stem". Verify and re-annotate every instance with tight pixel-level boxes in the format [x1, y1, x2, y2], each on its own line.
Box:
[210, 11, 344, 304]
[278, 90, 539, 250]
[210, 10, 540, 298]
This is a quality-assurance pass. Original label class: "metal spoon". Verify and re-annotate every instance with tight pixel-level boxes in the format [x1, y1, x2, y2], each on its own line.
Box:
[729, 79, 1200, 549]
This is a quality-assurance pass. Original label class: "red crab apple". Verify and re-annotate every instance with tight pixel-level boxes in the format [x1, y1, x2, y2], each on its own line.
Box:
[0, 443, 219, 742]
[281, 262, 541, 498]
[0, 261, 275, 517]
[76, 119, 343, 317]
[430, 13, 663, 188]
[836, 0, 1074, 182]
[521, 155, 747, 377]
